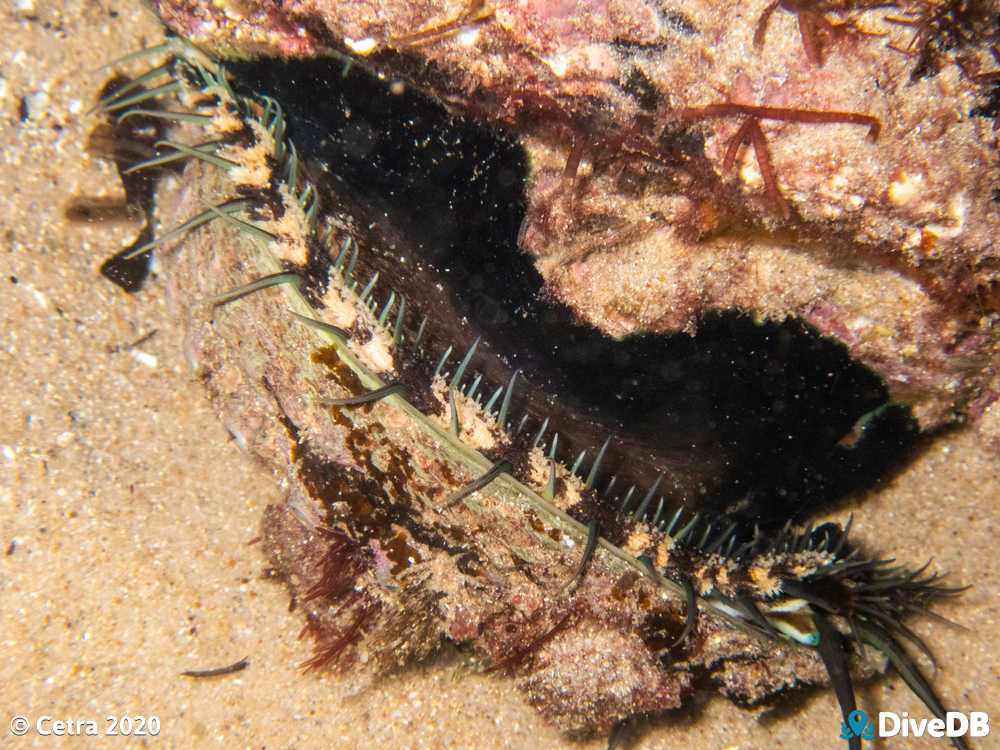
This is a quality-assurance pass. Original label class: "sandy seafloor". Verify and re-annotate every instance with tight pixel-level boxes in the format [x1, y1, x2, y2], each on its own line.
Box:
[0, 2, 997, 749]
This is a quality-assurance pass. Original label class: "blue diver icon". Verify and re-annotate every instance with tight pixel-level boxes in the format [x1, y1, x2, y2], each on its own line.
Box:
[840, 709, 876, 741]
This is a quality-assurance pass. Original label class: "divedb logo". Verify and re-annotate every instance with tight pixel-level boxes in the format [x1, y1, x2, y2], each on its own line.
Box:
[841, 709, 990, 743]
[880, 711, 990, 740]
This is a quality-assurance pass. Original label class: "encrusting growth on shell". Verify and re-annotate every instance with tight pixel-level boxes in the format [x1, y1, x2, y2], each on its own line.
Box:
[148, 0, 1000, 448]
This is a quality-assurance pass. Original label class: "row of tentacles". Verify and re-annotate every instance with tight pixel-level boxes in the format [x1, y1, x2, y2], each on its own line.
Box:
[95, 39, 969, 750]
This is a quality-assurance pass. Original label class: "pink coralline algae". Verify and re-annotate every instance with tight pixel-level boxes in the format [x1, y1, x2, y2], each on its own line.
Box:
[150, 0, 1000, 443]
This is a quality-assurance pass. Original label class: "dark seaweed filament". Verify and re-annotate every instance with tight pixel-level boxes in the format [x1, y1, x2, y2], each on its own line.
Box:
[180, 657, 250, 678]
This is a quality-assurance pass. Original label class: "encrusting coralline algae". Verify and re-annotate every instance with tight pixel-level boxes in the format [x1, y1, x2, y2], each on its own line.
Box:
[149, 0, 1000, 448]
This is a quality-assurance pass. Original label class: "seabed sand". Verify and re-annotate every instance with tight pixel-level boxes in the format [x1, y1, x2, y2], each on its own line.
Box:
[0, 2, 996, 748]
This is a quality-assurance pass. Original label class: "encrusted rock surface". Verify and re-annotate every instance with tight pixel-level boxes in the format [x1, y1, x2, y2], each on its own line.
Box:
[151, 0, 1000, 438]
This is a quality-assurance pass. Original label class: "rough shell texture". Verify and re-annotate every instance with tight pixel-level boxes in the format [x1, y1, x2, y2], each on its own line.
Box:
[150, 0, 1000, 444]
[156, 153, 865, 734]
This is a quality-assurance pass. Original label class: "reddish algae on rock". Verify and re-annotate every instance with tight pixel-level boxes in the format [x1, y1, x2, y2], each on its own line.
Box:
[150, 0, 1000, 441]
